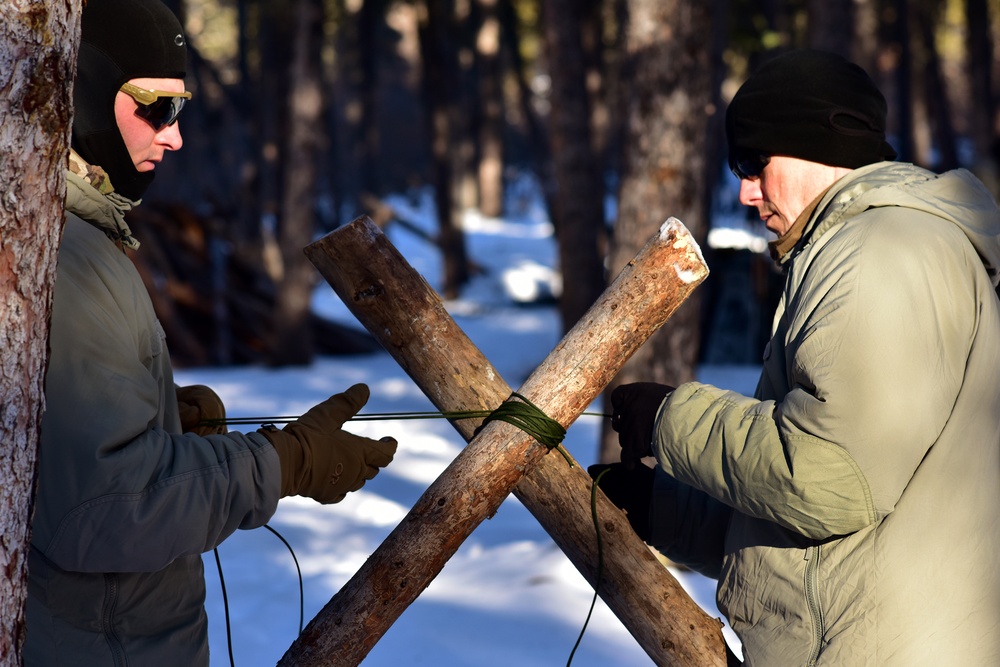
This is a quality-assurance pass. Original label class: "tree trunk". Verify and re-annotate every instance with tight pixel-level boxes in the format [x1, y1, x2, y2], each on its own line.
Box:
[851, 0, 880, 75]
[542, 0, 609, 333]
[417, 0, 470, 299]
[600, 0, 714, 462]
[890, 0, 916, 164]
[0, 1, 80, 662]
[913, 0, 957, 171]
[498, 0, 558, 222]
[807, 0, 853, 57]
[474, 0, 505, 217]
[966, 0, 999, 197]
[280, 216, 725, 666]
[272, 0, 325, 365]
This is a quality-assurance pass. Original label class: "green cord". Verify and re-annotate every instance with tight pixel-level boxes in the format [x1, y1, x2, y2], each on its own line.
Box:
[202, 396, 605, 466]
[478, 392, 574, 466]
[566, 466, 609, 666]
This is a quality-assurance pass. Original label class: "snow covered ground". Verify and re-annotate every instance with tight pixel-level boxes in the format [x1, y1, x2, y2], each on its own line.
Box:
[176, 186, 756, 665]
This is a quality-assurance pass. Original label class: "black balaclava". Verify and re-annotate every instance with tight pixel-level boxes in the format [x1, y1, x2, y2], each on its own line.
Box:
[726, 50, 897, 171]
[73, 0, 188, 201]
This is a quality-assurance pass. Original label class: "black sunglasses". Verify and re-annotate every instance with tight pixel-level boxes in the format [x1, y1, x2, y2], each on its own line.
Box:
[731, 151, 771, 180]
[119, 82, 192, 131]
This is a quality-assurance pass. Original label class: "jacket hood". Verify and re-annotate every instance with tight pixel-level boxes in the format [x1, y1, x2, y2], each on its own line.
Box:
[799, 162, 1000, 285]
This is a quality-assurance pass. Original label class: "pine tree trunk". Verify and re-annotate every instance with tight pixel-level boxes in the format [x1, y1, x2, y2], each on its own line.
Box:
[418, 0, 470, 298]
[807, 0, 854, 57]
[272, 0, 325, 365]
[0, 1, 80, 662]
[600, 0, 714, 462]
[542, 0, 609, 333]
[474, 0, 505, 218]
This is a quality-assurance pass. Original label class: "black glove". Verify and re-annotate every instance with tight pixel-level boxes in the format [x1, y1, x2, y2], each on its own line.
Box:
[588, 462, 655, 542]
[610, 382, 673, 469]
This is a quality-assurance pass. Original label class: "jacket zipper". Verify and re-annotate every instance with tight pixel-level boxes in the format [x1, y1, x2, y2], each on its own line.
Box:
[103, 573, 128, 667]
[804, 545, 824, 666]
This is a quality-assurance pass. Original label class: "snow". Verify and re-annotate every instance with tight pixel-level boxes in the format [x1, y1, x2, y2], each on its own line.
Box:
[175, 184, 757, 665]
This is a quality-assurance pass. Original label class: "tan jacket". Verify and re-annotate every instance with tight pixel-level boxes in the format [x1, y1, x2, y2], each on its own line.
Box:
[650, 162, 1000, 665]
[26, 167, 281, 666]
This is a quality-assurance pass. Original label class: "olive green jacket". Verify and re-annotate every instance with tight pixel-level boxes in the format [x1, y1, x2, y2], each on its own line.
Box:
[26, 167, 281, 666]
[650, 162, 1000, 665]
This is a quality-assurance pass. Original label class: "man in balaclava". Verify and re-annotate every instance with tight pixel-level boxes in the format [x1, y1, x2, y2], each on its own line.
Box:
[27, 1, 397, 664]
[71, 0, 189, 202]
[594, 50, 1000, 665]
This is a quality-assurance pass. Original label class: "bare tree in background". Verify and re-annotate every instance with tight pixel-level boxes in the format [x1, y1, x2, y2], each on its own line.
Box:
[851, 0, 881, 74]
[541, 0, 607, 332]
[417, 0, 470, 298]
[0, 1, 81, 661]
[272, 0, 325, 365]
[807, 0, 854, 56]
[965, 0, 997, 190]
[599, 0, 715, 461]
[475, 0, 505, 217]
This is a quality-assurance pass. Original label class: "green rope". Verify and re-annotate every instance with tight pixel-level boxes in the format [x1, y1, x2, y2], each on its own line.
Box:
[205, 409, 610, 425]
[478, 392, 573, 465]
[566, 466, 610, 666]
[203, 398, 603, 466]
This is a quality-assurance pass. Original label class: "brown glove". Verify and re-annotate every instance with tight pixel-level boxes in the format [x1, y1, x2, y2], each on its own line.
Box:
[258, 383, 397, 504]
[176, 384, 228, 436]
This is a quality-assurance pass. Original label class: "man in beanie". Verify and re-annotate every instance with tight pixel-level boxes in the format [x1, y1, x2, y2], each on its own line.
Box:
[594, 50, 1000, 665]
[27, 0, 397, 664]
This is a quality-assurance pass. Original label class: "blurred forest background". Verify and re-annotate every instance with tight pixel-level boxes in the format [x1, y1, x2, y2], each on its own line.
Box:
[137, 0, 1000, 456]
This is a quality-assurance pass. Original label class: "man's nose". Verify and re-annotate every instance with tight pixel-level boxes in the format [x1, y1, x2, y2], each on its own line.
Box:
[158, 122, 183, 151]
[738, 178, 760, 206]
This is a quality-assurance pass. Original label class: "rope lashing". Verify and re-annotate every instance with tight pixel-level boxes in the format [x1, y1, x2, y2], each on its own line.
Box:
[477, 392, 572, 465]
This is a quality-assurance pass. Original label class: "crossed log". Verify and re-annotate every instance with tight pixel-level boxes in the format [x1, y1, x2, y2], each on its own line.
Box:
[278, 215, 727, 666]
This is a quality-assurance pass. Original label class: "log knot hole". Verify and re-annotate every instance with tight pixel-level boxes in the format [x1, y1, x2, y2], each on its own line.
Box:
[353, 284, 383, 302]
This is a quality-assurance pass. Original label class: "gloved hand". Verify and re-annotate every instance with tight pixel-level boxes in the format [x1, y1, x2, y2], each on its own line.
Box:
[259, 384, 397, 504]
[177, 384, 228, 436]
[610, 382, 674, 469]
[588, 462, 655, 542]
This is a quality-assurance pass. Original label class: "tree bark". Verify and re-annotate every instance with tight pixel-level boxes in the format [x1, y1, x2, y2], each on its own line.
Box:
[807, 0, 854, 57]
[966, 0, 995, 161]
[600, 0, 714, 462]
[417, 0, 470, 299]
[279, 215, 726, 666]
[271, 0, 325, 365]
[474, 0, 505, 218]
[542, 0, 608, 333]
[0, 1, 80, 662]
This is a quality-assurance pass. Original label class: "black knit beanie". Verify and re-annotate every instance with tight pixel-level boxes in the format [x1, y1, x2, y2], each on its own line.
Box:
[726, 50, 897, 172]
[73, 0, 188, 201]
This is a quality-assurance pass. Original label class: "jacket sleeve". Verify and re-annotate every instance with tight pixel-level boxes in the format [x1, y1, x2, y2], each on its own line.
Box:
[653, 210, 975, 540]
[647, 468, 731, 579]
[34, 218, 281, 574]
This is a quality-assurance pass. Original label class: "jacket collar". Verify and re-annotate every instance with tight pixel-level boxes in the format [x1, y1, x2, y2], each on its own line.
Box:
[66, 149, 141, 251]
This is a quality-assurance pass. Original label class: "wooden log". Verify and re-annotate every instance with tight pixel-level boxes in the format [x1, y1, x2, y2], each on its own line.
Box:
[280, 215, 726, 666]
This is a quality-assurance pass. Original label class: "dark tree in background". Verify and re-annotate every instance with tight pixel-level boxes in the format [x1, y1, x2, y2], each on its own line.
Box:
[600, 0, 715, 461]
[807, 0, 853, 57]
[272, 0, 326, 365]
[541, 0, 607, 332]
[417, 0, 471, 298]
[475, 0, 506, 218]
